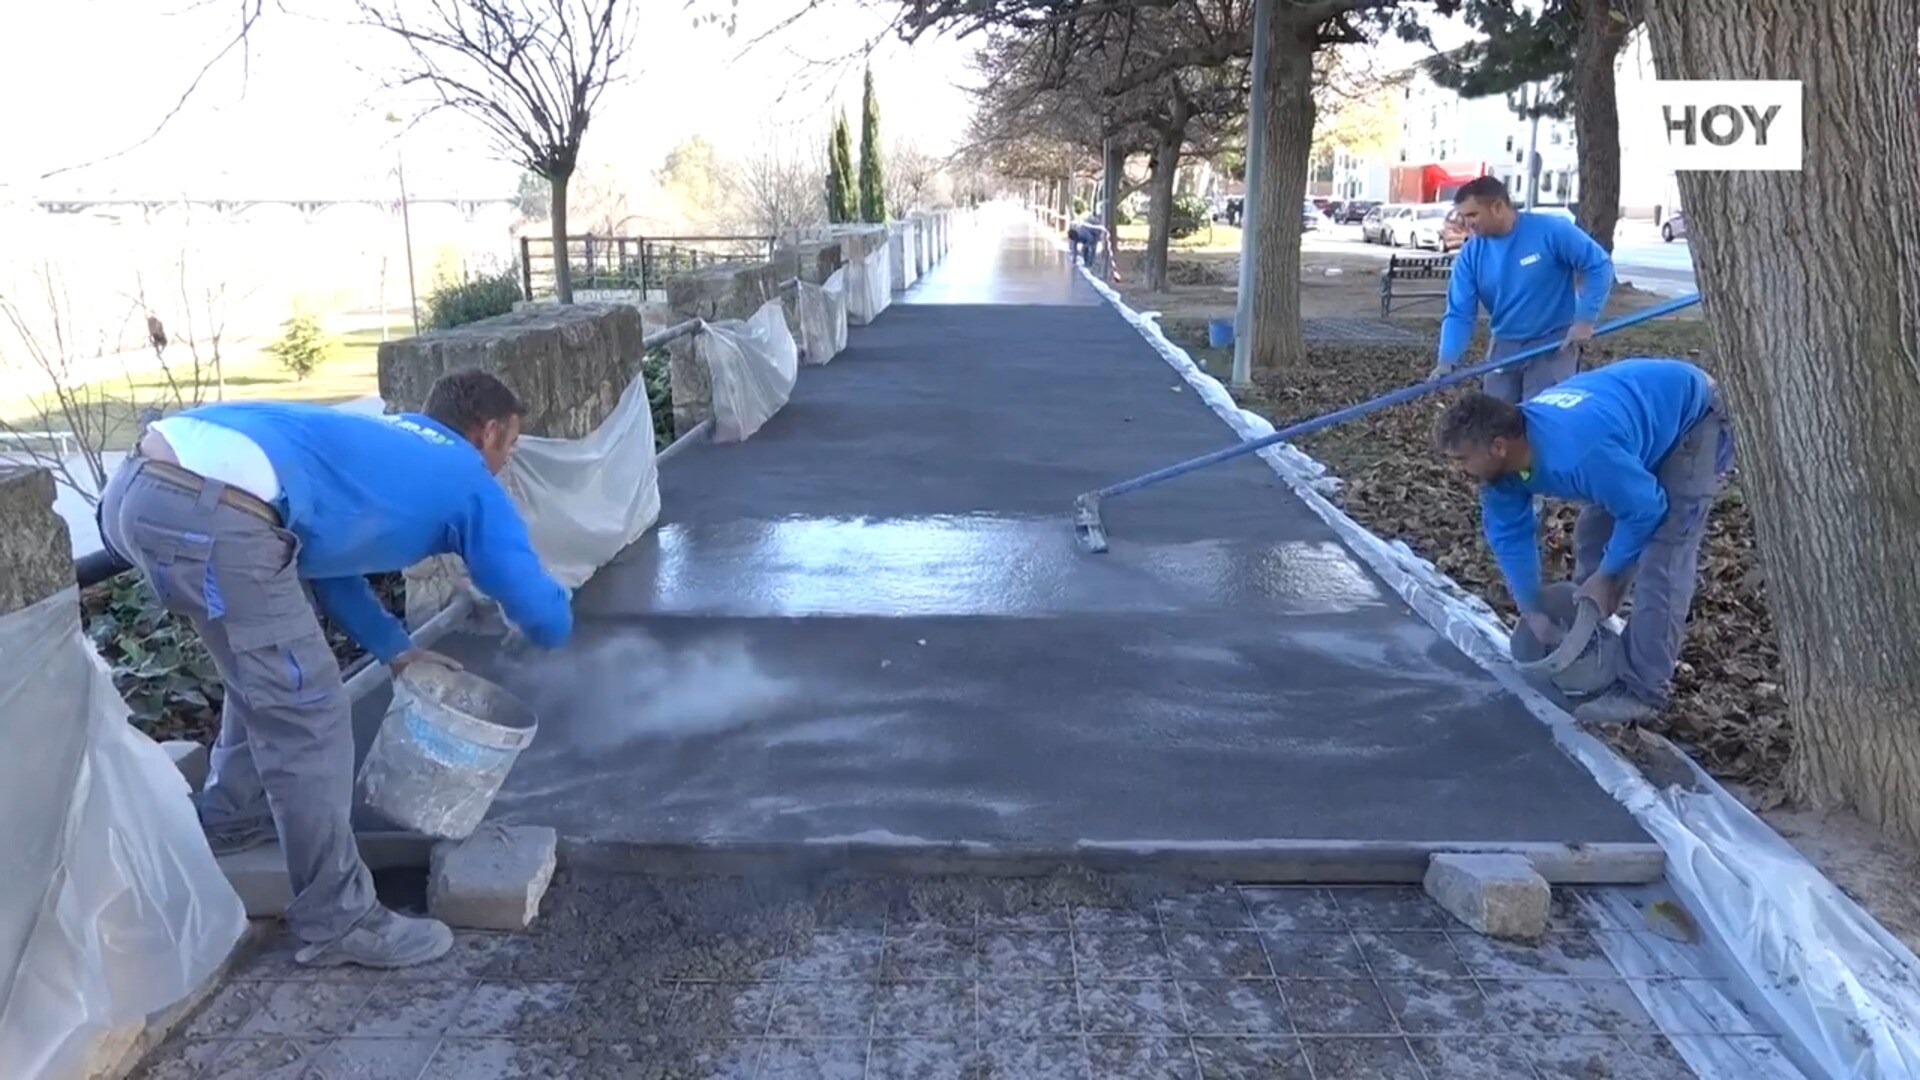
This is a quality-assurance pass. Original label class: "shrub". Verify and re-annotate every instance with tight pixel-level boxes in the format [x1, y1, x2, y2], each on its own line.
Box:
[1072, 196, 1088, 216]
[264, 313, 332, 380]
[1169, 193, 1212, 240]
[425, 269, 522, 331]
[1113, 202, 1136, 226]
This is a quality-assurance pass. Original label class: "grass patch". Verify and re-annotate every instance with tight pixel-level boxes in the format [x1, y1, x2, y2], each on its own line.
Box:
[1114, 221, 1243, 253]
[1, 320, 405, 451]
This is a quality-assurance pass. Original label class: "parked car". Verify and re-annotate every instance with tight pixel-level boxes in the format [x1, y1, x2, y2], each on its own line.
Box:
[1334, 199, 1378, 224]
[1661, 210, 1689, 242]
[1311, 197, 1335, 214]
[1398, 204, 1451, 248]
[1302, 200, 1332, 232]
[1363, 204, 1407, 244]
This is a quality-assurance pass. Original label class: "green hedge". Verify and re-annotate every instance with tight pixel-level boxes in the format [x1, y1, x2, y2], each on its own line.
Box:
[425, 269, 522, 331]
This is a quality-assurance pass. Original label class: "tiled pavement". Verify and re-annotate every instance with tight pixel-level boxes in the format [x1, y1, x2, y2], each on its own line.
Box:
[136, 878, 1795, 1080]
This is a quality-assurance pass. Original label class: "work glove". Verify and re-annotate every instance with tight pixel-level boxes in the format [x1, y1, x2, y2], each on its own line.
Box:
[1427, 360, 1456, 383]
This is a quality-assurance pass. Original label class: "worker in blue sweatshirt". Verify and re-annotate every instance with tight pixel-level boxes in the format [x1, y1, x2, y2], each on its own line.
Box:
[1429, 176, 1615, 402]
[96, 370, 573, 969]
[1433, 358, 1735, 725]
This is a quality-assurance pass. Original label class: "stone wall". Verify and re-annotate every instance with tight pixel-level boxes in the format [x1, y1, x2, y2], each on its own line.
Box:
[665, 261, 782, 436]
[888, 221, 919, 292]
[0, 467, 70, 618]
[376, 302, 648, 440]
[771, 240, 845, 286]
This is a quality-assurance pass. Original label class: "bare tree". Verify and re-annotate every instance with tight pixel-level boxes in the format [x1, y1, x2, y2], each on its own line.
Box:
[725, 129, 831, 238]
[0, 260, 232, 505]
[884, 138, 947, 213]
[359, 0, 640, 305]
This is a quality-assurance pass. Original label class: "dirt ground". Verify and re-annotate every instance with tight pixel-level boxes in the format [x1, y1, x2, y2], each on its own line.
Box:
[1104, 244, 1920, 956]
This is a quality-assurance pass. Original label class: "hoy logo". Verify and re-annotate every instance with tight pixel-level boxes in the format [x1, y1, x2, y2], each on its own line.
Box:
[1643, 80, 1802, 171]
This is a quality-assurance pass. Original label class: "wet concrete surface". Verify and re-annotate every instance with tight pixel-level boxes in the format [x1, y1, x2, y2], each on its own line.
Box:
[351, 215, 1650, 859]
[898, 222, 1101, 306]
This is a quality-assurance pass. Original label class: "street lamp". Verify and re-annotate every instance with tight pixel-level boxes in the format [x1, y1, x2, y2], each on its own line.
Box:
[385, 112, 421, 336]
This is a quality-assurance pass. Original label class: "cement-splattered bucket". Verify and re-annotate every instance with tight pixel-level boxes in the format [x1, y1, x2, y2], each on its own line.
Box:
[1510, 582, 1621, 697]
[357, 664, 537, 840]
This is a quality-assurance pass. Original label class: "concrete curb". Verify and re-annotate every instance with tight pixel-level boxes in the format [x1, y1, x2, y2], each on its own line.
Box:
[79, 921, 273, 1080]
[550, 837, 1664, 886]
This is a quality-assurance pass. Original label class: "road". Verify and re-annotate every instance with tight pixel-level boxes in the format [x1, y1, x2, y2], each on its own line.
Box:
[1305, 219, 1698, 297]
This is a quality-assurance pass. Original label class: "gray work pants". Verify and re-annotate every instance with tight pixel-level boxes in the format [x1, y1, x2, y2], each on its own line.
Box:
[1571, 389, 1735, 705]
[99, 459, 375, 943]
[1483, 332, 1581, 403]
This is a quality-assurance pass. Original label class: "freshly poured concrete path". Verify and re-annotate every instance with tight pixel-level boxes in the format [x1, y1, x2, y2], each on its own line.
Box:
[355, 213, 1653, 877]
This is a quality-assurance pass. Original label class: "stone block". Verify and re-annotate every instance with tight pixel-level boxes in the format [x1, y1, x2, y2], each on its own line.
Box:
[0, 466, 71, 616]
[219, 843, 292, 919]
[664, 262, 782, 435]
[770, 240, 844, 286]
[162, 740, 209, 791]
[1424, 852, 1551, 941]
[428, 823, 558, 931]
[888, 222, 918, 291]
[376, 302, 647, 440]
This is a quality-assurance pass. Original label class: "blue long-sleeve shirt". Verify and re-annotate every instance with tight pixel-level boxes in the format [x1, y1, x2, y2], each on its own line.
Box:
[185, 402, 573, 662]
[1480, 358, 1716, 612]
[1438, 211, 1616, 366]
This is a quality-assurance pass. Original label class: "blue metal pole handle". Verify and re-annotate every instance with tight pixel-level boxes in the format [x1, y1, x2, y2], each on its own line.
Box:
[1089, 293, 1702, 503]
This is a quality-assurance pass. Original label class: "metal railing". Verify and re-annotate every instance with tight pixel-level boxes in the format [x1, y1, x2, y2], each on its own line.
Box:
[518, 234, 776, 299]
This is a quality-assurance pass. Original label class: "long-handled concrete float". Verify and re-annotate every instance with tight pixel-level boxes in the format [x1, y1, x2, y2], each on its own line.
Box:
[1072, 292, 1703, 553]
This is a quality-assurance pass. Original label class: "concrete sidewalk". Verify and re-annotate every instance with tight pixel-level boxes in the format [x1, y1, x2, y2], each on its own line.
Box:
[352, 214, 1654, 877]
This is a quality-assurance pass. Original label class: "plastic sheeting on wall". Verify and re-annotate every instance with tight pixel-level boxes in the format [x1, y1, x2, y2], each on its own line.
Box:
[0, 588, 247, 1080]
[697, 298, 799, 444]
[848, 241, 891, 326]
[796, 268, 849, 366]
[502, 366, 662, 590]
[1074, 257, 1920, 1080]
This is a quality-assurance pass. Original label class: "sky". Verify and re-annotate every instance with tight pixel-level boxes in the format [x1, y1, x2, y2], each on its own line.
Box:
[1, 0, 983, 200]
[1, 0, 1475, 201]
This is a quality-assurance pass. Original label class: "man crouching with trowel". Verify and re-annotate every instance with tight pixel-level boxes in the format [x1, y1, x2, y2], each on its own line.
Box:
[97, 370, 573, 969]
[1433, 357, 1734, 725]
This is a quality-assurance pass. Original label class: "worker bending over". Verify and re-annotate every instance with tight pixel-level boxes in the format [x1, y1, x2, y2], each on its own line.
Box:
[98, 371, 573, 969]
[1431, 176, 1615, 402]
[1434, 358, 1734, 725]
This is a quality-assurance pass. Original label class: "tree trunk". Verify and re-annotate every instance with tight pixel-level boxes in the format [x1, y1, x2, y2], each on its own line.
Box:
[1247, 17, 1317, 374]
[1142, 131, 1181, 292]
[1571, 0, 1634, 251]
[1644, 0, 1920, 843]
[549, 168, 574, 305]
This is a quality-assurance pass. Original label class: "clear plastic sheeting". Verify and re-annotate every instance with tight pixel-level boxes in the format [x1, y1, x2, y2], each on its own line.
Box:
[1076, 261, 1920, 1080]
[696, 298, 799, 444]
[0, 587, 246, 1080]
[848, 240, 892, 326]
[795, 267, 849, 366]
[502, 368, 662, 589]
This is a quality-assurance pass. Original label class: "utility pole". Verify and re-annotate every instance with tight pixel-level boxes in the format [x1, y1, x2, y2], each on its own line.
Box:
[396, 147, 420, 336]
[1230, 0, 1271, 390]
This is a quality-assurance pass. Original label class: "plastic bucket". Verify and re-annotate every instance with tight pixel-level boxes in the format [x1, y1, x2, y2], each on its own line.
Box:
[1207, 317, 1235, 348]
[1510, 582, 1622, 697]
[357, 664, 538, 840]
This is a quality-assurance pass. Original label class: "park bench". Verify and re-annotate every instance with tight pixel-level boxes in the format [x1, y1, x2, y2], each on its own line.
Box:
[1380, 252, 1455, 319]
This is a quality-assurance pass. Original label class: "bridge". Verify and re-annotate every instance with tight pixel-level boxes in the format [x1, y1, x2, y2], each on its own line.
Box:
[4, 204, 1909, 1079]
[32, 194, 517, 223]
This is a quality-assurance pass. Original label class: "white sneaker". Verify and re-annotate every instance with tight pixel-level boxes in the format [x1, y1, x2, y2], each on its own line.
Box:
[295, 905, 454, 969]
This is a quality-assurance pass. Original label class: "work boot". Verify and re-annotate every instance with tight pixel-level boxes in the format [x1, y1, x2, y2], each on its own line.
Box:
[295, 905, 454, 970]
[1573, 685, 1659, 727]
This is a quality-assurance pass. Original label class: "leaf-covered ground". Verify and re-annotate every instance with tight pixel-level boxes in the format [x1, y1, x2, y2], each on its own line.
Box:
[81, 571, 405, 744]
[1163, 319, 1794, 805]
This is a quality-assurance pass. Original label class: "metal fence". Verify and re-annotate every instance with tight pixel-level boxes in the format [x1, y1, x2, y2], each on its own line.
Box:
[518, 234, 776, 299]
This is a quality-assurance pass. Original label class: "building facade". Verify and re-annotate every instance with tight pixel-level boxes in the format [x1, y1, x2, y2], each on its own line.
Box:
[1326, 28, 1679, 219]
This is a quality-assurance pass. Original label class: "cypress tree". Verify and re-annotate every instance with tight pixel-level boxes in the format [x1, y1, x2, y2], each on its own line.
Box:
[830, 111, 858, 223]
[858, 67, 886, 223]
